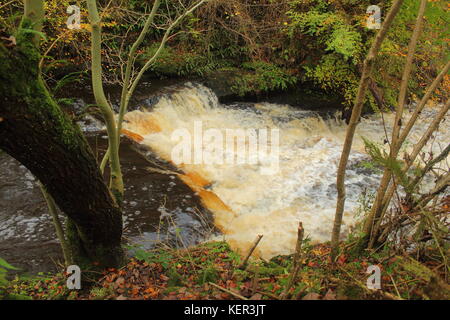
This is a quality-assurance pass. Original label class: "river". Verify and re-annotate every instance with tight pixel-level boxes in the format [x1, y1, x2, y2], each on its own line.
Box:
[1, 81, 448, 274]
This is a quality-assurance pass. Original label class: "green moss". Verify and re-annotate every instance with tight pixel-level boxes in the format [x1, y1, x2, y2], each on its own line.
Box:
[229, 62, 298, 96]
[89, 287, 113, 300]
[0, 22, 83, 152]
[139, 44, 225, 78]
[304, 54, 360, 108]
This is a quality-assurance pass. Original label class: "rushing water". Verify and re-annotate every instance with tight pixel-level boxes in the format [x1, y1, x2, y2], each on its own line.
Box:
[1, 82, 448, 273]
[0, 129, 213, 274]
[122, 82, 449, 259]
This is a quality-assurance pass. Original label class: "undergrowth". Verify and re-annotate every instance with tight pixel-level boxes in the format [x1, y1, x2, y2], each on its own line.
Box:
[3, 239, 449, 300]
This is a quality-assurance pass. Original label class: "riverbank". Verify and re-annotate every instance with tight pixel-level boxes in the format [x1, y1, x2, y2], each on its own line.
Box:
[3, 237, 449, 300]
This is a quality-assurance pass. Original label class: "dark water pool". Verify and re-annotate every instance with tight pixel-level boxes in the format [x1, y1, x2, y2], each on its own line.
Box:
[0, 135, 215, 275]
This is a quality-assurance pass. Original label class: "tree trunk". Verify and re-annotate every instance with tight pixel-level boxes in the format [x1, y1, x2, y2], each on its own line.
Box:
[0, 29, 123, 269]
[330, 0, 404, 259]
[364, 0, 428, 249]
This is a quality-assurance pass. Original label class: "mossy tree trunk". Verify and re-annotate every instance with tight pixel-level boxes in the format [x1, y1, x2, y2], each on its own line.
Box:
[0, 20, 123, 269]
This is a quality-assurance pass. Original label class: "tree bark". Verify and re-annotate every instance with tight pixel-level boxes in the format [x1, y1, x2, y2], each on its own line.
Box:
[368, 78, 389, 111]
[86, 0, 124, 201]
[0, 29, 123, 268]
[365, 0, 428, 249]
[330, 0, 404, 259]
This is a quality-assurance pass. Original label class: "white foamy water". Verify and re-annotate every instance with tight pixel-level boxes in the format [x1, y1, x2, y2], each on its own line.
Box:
[122, 83, 449, 259]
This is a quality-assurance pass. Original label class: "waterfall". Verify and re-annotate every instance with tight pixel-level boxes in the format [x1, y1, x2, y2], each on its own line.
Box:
[122, 82, 450, 259]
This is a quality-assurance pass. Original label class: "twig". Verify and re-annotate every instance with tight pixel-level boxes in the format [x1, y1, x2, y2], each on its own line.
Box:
[146, 167, 180, 176]
[293, 222, 304, 269]
[39, 182, 71, 266]
[280, 222, 304, 299]
[255, 289, 280, 300]
[0, 0, 15, 11]
[238, 234, 263, 269]
[389, 274, 402, 299]
[208, 282, 249, 300]
[251, 268, 259, 295]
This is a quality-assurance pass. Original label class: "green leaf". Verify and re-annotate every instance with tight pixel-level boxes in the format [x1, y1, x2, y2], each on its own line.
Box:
[0, 257, 19, 271]
[21, 28, 48, 42]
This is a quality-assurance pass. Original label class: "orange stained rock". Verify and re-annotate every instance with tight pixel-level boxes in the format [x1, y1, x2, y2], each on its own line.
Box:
[179, 172, 236, 233]
[121, 129, 144, 143]
[196, 188, 233, 215]
[123, 113, 162, 135]
[182, 171, 211, 188]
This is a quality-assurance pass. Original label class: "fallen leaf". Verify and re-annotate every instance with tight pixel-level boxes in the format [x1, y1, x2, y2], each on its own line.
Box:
[160, 274, 169, 281]
[131, 286, 140, 296]
[249, 293, 262, 300]
[337, 254, 347, 265]
[115, 277, 125, 287]
[323, 289, 336, 300]
[302, 292, 321, 300]
[1, 36, 16, 47]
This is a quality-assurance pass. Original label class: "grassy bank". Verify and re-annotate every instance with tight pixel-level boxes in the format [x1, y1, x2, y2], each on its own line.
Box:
[3, 238, 449, 300]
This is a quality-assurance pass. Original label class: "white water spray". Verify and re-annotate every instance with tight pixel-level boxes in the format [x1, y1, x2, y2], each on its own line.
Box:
[122, 83, 449, 259]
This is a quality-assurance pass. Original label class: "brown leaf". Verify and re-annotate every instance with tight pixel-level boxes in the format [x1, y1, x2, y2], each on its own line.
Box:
[116, 295, 128, 300]
[302, 292, 321, 300]
[323, 289, 336, 300]
[337, 254, 347, 265]
[1, 36, 16, 47]
[115, 277, 125, 286]
[249, 293, 263, 300]
[160, 274, 169, 281]
[131, 286, 140, 296]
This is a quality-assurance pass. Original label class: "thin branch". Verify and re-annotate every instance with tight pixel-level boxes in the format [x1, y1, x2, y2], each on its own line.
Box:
[39, 182, 71, 266]
[398, 60, 450, 147]
[330, 0, 404, 258]
[365, 0, 428, 248]
[410, 143, 450, 190]
[116, 0, 162, 143]
[86, 0, 123, 199]
[208, 282, 249, 300]
[238, 234, 263, 269]
[373, 99, 449, 238]
[416, 171, 450, 208]
[280, 222, 304, 300]
[124, 0, 208, 113]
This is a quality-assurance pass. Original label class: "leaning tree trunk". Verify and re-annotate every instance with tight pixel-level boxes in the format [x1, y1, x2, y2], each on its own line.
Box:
[330, 0, 404, 259]
[0, 25, 123, 269]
